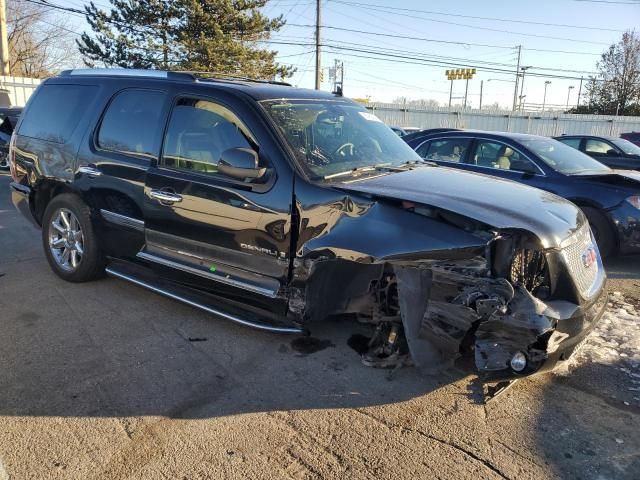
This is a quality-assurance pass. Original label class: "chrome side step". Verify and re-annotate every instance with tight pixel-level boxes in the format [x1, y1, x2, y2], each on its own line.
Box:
[105, 266, 302, 334]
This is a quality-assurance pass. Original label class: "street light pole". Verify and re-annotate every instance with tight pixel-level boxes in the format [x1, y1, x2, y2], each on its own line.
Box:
[566, 85, 575, 110]
[542, 81, 551, 112]
[479, 80, 483, 110]
[519, 66, 531, 111]
[314, 0, 321, 90]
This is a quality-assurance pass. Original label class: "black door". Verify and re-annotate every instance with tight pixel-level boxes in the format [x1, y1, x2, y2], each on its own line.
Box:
[142, 94, 293, 315]
[76, 87, 170, 259]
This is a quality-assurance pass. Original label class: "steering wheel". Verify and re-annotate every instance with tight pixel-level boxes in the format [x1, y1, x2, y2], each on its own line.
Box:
[335, 143, 355, 157]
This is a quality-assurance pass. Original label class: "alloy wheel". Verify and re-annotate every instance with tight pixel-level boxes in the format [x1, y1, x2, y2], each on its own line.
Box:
[48, 208, 84, 272]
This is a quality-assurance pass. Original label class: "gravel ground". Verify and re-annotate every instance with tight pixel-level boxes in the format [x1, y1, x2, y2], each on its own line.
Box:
[1, 173, 639, 480]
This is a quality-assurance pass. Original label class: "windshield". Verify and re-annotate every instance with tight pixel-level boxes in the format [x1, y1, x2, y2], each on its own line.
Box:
[519, 137, 610, 174]
[611, 138, 640, 156]
[261, 99, 422, 178]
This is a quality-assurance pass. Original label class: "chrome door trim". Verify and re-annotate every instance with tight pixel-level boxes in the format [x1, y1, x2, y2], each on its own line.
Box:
[136, 250, 279, 298]
[100, 209, 144, 232]
[105, 266, 302, 334]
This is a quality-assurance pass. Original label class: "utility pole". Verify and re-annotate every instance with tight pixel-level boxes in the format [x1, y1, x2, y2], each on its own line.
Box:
[576, 76, 583, 109]
[542, 81, 551, 112]
[315, 0, 321, 90]
[0, 0, 9, 76]
[479, 80, 483, 110]
[512, 45, 521, 111]
[463, 77, 469, 109]
[519, 66, 531, 111]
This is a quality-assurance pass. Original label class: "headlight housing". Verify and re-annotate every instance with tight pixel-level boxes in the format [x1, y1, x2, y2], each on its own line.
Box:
[626, 196, 640, 210]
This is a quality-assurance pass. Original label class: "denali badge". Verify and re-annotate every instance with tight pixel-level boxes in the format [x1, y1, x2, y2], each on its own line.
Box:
[581, 245, 597, 268]
[240, 243, 287, 259]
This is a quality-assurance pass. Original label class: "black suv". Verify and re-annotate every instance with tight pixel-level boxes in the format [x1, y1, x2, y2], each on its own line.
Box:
[10, 69, 607, 379]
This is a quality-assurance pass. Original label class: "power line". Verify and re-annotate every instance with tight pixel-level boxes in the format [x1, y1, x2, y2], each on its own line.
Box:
[327, 0, 624, 32]
[329, 0, 613, 46]
[286, 23, 603, 56]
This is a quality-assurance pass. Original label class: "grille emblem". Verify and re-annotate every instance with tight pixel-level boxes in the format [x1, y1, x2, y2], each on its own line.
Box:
[581, 245, 597, 269]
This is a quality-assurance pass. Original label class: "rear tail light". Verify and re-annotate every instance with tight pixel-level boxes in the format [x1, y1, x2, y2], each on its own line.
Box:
[9, 131, 16, 181]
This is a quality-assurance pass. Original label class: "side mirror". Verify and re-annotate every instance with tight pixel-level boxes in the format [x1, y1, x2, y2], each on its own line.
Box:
[606, 149, 618, 156]
[218, 147, 266, 180]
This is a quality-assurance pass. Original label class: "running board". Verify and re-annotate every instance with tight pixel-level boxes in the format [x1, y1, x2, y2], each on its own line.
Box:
[105, 265, 303, 334]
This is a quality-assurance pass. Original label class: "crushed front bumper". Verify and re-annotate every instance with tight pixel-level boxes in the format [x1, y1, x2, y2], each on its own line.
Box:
[475, 285, 608, 379]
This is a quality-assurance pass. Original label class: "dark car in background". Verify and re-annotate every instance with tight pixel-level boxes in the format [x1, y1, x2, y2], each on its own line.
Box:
[0, 107, 22, 169]
[8, 69, 607, 380]
[389, 126, 407, 136]
[621, 131, 640, 147]
[405, 130, 640, 257]
[554, 134, 640, 170]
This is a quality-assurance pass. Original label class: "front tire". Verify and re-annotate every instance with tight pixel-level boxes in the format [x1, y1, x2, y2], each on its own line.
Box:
[41, 194, 105, 282]
[582, 207, 615, 258]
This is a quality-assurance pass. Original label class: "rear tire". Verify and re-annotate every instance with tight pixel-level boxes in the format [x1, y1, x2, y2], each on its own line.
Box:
[41, 194, 105, 282]
[582, 207, 615, 258]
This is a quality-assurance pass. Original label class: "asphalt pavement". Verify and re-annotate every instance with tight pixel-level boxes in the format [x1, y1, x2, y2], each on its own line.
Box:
[1, 172, 639, 480]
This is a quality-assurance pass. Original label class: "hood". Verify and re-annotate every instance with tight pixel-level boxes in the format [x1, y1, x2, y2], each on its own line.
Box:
[571, 169, 640, 189]
[336, 166, 584, 249]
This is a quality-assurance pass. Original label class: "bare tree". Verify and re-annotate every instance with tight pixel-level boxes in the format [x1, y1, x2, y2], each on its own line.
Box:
[7, 0, 82, 78]
[582, 30, 640, 116]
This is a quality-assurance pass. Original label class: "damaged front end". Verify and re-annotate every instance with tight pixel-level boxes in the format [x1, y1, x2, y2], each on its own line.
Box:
[290, 193, 607, 379]
[394, 226, 606, 378]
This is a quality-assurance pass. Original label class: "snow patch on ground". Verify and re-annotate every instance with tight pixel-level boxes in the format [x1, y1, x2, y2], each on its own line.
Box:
[555, 292, 640, 403]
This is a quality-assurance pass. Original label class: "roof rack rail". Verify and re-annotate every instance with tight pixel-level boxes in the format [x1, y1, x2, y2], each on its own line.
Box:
[174, 71, 292, 87]
[59, 68, 196, 81]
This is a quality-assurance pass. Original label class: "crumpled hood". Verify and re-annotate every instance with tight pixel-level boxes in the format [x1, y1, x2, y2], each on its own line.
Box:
[336, 166, 585, 248]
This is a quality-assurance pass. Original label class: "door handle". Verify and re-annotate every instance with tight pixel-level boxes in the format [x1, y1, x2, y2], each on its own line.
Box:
[78, 165, 102, 178]
[149, 189, 183, 204]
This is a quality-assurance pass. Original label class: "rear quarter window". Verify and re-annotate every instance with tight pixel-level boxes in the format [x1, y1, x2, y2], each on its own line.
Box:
[18, 84, 97, 143]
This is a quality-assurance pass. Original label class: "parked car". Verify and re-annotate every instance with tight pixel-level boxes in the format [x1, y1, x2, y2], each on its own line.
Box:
[620, 131, 640, 147]
[405, 130, 640, 257]
[554, 134, 640, 170]
[389, 126, 407, 136]
[402, 127, 460, 143]
[0, 107, 22, 170]
[401, 127, 421, 135]
[10, 69, 607, 379]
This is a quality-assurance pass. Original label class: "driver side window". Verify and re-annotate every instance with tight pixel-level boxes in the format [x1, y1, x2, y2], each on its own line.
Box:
[161, 98, 255, 175]
[585, 139, 618, 156]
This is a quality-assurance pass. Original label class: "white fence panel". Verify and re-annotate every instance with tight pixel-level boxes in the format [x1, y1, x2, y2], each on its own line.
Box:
[366, 102, 640, 136]
[0, 76, 41, 107]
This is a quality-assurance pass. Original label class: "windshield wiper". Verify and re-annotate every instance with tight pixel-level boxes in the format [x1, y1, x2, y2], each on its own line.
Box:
[322, 163, 392, 180]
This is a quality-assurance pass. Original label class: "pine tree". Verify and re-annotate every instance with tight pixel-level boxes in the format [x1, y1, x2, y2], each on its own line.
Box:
[176, 0, 293, 79]
[77, 0, 181, 69]
[77, 0, 294, 79]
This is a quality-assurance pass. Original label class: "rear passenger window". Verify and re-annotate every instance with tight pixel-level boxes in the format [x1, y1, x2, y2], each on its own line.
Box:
[98, 89, 166, 158]
[18, 84, 97, 143]
[161, 98, 254, 175]
[418, 138, 471, 163]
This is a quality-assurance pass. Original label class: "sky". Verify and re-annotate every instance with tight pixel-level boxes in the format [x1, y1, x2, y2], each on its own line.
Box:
[60, 0, 640, 108]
